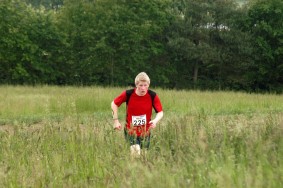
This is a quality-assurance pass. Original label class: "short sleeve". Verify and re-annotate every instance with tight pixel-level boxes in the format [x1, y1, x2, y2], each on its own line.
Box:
[113, 90, 127, 107]
[153, 94, 163, 112]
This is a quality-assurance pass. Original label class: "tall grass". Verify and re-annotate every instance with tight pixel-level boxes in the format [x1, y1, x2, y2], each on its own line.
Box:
[0, 86, 282, 187]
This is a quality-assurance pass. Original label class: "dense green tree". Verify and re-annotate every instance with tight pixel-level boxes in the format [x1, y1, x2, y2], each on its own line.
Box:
[25, 8, 67, 84]
[166, 0, 252, 90]
[93, 0, 172, 86]
[0, 0, 66, 84]
[0, 0, 282, 92]
[0, 0, 38, 84]
[56, 0, 97, 84]
[166, 0, 213, 88]
[246, 0, 283, 92]
[205, 0, 254, 90]
[57, 0, 171, 85]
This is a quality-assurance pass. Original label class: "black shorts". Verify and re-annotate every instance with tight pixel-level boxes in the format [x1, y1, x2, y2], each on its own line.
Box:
[124, 128, 151, 149]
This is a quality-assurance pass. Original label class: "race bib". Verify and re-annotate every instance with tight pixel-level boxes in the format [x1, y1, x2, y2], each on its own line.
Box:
[132, 114, 146, 126]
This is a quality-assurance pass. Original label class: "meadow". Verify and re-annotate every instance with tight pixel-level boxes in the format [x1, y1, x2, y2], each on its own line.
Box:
[0, 86, 282, 187]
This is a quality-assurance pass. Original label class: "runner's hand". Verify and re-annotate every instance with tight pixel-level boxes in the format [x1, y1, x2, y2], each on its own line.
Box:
[149, 120, 157, 129]
[114, 120, 122, 130]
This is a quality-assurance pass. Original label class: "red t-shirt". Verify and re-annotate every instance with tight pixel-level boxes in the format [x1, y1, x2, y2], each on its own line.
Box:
[114, 88, 163, 136]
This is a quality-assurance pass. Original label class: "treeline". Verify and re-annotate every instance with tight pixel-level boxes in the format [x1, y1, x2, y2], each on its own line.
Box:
[1, 0, 282, 93]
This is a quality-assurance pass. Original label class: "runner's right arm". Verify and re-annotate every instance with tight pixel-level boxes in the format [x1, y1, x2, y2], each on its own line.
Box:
[111, 101, 122, 130]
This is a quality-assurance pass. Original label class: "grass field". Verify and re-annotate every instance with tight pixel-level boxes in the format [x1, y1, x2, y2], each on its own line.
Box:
[0, 86, 282, 187]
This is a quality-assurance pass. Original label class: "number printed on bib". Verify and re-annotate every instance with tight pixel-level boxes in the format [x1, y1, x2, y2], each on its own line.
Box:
[132, 114, 146, 126]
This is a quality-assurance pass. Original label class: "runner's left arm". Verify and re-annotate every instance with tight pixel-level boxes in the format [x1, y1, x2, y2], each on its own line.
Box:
[149, 111, 163, 129]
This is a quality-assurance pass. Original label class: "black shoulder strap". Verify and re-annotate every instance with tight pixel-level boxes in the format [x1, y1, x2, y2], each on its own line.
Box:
[126, 89, 157, 113]
[126, 89, 135, 105]
[148, 89, 157, 113]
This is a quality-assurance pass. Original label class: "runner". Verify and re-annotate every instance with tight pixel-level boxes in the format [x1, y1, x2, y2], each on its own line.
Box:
[111, 72, 164, 157]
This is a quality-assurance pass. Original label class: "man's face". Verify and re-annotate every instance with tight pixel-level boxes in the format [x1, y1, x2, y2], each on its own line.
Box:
[136, 81, 149, 96]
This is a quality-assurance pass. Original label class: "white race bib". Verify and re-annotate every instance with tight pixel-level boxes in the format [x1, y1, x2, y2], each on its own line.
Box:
[132, 114, 146, 126]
